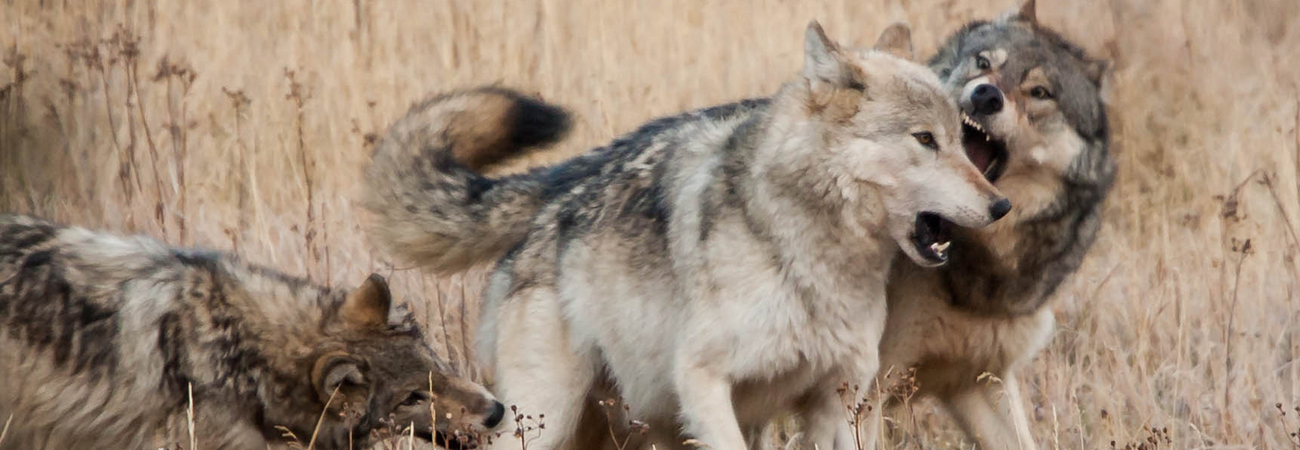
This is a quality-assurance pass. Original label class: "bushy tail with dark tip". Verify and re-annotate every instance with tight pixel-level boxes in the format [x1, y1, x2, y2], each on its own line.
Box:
[363, 87, 571, 273]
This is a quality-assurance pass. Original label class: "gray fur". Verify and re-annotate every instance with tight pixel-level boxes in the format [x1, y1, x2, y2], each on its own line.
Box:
[544, 4, 1117, 449]
[363, 87, 569, 273]
[0, 214, 502, 450]
[873, 3, 1116, 449]
[365, 23, 1008, 450]
[924, 6, 1114, 316]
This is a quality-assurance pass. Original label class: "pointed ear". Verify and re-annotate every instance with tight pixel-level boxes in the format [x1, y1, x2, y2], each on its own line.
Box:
[341, 273, 392, 328]
[803, 21, 852, 85]
[873, 23, 914, 61]
[1011, 0, 1038, 26]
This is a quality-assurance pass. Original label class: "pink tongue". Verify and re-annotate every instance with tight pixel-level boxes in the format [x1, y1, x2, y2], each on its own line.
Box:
[965, 143, 992, 172]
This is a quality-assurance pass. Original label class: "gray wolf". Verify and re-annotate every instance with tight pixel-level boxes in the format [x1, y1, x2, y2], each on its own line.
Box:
[496, 2, 1114, 448]
[0, 214, 505, 450]
[364, 22, 1008, 450]
[867, 2, 1114, 449]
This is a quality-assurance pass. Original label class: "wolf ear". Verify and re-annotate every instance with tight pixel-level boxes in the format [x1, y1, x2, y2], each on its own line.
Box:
[312, 352, 371, 415]
[872, 23, 914, 61]
[1011, 0, 1039, 26]
[341, 273, 392, 329]
[803, 21, 855, 87]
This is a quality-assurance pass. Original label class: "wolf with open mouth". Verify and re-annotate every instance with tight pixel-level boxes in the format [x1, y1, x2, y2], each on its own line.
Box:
[565, 2, 1114, 449]
[363, 21, 1015, 450]
[870, 1, 1116, 448]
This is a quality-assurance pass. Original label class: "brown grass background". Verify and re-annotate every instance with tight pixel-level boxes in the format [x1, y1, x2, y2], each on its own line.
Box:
[3, 0, 1300, 448]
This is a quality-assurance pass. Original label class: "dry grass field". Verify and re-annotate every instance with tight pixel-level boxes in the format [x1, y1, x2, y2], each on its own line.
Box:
[3, 0, 1300, 448]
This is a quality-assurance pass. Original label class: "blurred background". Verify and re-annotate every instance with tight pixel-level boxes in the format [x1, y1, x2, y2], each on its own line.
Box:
[3, 0, 1299, 447]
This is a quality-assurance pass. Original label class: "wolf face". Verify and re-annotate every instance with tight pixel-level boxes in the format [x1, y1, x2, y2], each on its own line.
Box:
[928, 0, 1110, 220]
[279, 274, 505, 449]
[795, 23, 1010, 267]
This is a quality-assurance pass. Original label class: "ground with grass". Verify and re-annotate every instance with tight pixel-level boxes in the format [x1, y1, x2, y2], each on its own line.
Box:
[3, 0, 1300, 448]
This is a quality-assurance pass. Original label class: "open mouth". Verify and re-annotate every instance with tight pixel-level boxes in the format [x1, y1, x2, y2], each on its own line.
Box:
[960, 113, 1009, 182]
[910, 212, 952, 264]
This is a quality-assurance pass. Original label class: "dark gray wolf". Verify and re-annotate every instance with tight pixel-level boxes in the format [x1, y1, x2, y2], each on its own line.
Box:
[869, 1, 1114, 448]
[364, 22, 1010, 450]
[0, 214, 505, 450]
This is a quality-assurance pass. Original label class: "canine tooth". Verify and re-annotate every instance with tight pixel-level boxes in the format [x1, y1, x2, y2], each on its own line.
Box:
[930, 241, 950, 254]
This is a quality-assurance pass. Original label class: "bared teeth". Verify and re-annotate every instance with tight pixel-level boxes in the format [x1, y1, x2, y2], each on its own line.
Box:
[929, 241, 950, 255]
[960, 113, 986, 133]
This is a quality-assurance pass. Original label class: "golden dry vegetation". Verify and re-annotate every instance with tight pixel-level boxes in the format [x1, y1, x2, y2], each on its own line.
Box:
[3, 0, 1300, 448]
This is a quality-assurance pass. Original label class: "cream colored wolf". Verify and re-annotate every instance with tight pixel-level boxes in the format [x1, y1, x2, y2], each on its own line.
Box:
[584, 3, 1116, 449]
[561, 4, 1114, 449]
[364, 23, 1009, 450]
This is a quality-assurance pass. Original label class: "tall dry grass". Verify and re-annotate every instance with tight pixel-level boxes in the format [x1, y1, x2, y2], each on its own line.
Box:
[2, 0, 1299, 448]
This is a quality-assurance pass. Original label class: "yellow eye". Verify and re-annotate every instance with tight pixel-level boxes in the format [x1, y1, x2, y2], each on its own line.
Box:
[975, 55, 991, 70]
[912, 132, 938, 150]
[1029, 86, 1053, 99]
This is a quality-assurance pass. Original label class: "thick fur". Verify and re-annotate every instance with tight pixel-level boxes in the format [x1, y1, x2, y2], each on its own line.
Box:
[869, 2, 1114, 449]
[364, 87, 571, 273]
[364, 23, 1008, 450]
[554, 3, 1115, 449]
[0, 214, 504, 450]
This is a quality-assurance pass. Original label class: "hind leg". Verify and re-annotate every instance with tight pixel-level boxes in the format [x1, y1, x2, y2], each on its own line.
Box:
[486, 286, 596, 450]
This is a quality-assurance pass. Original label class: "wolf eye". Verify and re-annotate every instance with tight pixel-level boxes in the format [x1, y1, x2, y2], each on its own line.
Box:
[975, 55, 991, 70]
[400, 391, 430, 407]
[912, 132, 939, 150]
[1029, 86, 1053, 99]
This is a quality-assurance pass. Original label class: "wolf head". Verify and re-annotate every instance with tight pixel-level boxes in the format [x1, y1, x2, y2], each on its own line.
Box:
[909, 0, 1116, 315]
[281, 274, 504, 449]
[776, 22, 1009, 267]
[927, 0, 1112, 221]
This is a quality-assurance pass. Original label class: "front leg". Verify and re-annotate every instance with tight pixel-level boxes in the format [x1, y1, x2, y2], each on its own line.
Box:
[675, 364, 747, 450]
[1002, 373, 1037, 450]
[942, 372, 1037, 450]
[798, 387, 858, 450]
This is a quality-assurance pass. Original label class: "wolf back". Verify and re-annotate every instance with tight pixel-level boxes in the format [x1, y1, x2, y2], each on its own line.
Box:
[0, 214, 504, 450]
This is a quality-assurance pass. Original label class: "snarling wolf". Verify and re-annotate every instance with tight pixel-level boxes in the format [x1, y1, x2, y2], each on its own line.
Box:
[468, 2, 1113, 449]
[0, 214, 505, 450]
[867, 2, 1114, 448]
[364, 22, 1009, 450]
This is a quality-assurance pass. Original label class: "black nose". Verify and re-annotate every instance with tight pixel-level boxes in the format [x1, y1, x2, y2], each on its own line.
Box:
[483, 401, 505, 428]
[971, 84, 1003, 115]
[989, 198, 1012, 220]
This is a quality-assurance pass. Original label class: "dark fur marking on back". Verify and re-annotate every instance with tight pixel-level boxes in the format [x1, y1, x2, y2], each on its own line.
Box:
[157, 311, 189, 399]
[21, 250, 52, 269]
[1, 249, 122, 376]
[1, 222, 57, 250]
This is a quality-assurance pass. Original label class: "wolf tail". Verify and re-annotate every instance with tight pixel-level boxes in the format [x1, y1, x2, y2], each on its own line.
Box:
[363, 87, 570, 273]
